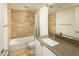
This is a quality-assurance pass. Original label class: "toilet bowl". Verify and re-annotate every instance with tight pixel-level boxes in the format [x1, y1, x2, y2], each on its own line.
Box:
[27, 41, 35, 55]
[28, 41, 35, 48]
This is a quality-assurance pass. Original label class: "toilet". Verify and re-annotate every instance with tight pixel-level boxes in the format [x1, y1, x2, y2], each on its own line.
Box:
[28, 41, 35, 48]
[27, 41, 35, 55]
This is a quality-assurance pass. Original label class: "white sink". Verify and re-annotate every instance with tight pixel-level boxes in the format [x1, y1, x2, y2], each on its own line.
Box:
[42, 38, 59, 46]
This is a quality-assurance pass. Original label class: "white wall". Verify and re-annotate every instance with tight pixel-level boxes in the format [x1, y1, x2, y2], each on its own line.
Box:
[0, 3, 3, 51]
[0, 3, 4, 51]
[56, 8, 75, 37]
[2, 3, 8, 50]
[56, 6, 79, 40]
[39, 7, 48, 36]
[0, 3, 8, 51]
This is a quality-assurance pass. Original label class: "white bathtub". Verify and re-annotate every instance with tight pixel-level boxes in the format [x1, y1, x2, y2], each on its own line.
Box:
[9, 36, 35, 46]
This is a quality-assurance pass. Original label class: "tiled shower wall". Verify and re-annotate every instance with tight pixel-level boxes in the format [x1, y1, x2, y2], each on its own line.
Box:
[9, 9, 35, 39]
[48, 13, 56, 34]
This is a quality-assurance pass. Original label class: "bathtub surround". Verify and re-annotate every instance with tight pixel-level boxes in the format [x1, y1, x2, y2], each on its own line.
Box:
[8, 9, 35, 39]
[8, 4, 36, 56]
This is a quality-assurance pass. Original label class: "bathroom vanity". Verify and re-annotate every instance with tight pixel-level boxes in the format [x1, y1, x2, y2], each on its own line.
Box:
[35, 35, 79, 56]
[35, 39, 56, 56]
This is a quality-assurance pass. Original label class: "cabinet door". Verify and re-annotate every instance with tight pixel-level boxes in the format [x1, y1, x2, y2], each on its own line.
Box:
[42, 46, 56, 56]
[35, 39, 42, 56]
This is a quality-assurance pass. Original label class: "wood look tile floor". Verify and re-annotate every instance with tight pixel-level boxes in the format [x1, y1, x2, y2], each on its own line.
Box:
[9, 48, 34, 56]
[9, 42, 35, 56]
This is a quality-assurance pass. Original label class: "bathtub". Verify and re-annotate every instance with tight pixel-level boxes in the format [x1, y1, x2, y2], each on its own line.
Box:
[9, 36, 35, 46]
[9, 36, 35, 52]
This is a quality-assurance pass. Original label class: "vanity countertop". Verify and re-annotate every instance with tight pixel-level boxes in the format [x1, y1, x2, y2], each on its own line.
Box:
[37, 35, 79, 56]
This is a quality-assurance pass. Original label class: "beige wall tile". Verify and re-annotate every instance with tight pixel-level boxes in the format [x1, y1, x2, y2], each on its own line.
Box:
[9, 9, 35, 39]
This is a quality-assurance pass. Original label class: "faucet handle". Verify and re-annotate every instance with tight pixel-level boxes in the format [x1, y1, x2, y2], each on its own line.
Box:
[60, 33, 62, 36]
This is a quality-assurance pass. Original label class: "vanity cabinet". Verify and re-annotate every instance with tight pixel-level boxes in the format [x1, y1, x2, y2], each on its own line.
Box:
[42, 46, 56, 56]
[35, 39, 56, 56]
[35, 39, 42, 56]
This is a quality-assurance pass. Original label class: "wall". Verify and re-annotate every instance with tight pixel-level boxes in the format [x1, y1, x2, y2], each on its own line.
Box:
[9, 9, 35, 39]
[56, 8, 75, 37]
[0, 3, 4, 51]
[55, 6, 79, 41]
[0, 3, 8, 50]
[2, 3, 8, 50]
[48, 13, 56, 34]
[39, 7, 48, 36]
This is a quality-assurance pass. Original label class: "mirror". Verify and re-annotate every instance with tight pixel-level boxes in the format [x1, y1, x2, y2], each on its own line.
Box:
[48, 3, 79, 41]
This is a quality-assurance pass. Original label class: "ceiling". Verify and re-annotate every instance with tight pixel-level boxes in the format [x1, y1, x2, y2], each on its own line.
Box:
[8, 3, 79, 13]
[8, 3, 48, 13]
[48, 3, 79, 13]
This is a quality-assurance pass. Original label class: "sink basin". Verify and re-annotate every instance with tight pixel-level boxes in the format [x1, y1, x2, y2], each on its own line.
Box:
[42, 38, 59, 46]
